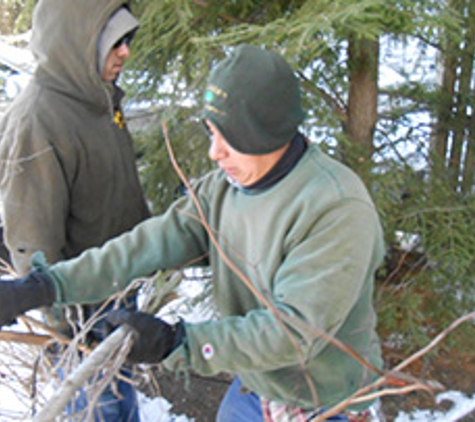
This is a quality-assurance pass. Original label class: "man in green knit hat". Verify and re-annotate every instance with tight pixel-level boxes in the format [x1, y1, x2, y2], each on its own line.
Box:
[0, 44, 385, 421]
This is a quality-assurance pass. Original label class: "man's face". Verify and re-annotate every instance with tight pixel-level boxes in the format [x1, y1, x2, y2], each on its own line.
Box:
[101, 43, 131, 83]
[206, 120, 289, 187]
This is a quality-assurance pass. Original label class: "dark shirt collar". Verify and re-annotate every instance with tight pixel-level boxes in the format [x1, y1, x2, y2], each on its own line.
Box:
[241, 132, 307, 192]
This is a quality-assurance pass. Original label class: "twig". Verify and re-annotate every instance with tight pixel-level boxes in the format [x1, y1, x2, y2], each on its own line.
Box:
[312, 310, 475, 420]
[395, 311, 475, 372]
[0, 331, 50, 346]
[19, 315, 91, 353]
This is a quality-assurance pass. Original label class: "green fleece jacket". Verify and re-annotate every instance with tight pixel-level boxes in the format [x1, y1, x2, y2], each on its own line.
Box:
[0, 0, 149, 275]
[39, 143, 385, 410]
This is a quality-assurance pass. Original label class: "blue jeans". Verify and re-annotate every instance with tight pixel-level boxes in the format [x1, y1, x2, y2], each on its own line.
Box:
[60, 366, 140, 422]
[217, 377, 263, 421]
[217, 377, 366, 422]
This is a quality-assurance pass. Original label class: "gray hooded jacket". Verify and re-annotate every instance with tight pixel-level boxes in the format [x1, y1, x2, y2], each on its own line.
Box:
[0, 0, 150, 275]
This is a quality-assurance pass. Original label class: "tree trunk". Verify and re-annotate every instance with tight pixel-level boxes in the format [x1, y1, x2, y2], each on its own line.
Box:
[459, 0, 475, 193]
[431, 47, 457, 170]
[431, 0, 475, 194]
[343, 35, 379, 166]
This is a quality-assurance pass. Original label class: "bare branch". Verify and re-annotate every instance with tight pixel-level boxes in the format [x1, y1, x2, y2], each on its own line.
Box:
[0, 331, 50, 346]
[313, 311, 475, 420]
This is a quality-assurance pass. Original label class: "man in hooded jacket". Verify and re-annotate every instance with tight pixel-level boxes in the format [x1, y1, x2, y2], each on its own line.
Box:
[0, 0, 150, 420]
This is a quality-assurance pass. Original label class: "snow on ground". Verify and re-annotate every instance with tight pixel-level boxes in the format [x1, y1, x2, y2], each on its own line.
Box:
[395, 392, 475, 421]
[138, 393, 191, 422]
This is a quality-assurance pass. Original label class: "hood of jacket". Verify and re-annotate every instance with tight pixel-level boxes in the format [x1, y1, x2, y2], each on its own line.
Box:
[30, 0, 131, 113]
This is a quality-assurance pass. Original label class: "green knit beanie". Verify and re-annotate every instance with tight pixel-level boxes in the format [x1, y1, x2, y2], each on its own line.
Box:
[202, 44, 304, 155]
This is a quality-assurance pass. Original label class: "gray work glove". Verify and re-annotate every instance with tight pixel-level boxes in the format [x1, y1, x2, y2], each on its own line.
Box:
[106, 310, 185, 364]
[0, 270, 56, 327]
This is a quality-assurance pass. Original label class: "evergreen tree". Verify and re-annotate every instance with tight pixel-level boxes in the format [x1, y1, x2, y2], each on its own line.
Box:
[126, 0, 475, 353]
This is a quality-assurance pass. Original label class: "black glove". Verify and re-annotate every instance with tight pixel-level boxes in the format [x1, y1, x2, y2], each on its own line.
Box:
[0, 270, 56, 327]
[106, 309, 185, 364]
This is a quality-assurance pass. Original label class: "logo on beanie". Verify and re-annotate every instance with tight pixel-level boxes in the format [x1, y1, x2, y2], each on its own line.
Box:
[206, 84, 228, 100]
[204, 84, 228, 117]
[204, 90, 214, 102]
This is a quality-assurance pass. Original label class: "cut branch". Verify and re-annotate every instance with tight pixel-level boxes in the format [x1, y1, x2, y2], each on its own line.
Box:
[32, 326, 132, 422]
[0, 331, 50, 346]
[313, 310, 475, 420]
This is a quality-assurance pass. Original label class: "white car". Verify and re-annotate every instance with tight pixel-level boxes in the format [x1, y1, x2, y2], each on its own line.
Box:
[3, 68, 31, 99]
[0, 39, 35, 100]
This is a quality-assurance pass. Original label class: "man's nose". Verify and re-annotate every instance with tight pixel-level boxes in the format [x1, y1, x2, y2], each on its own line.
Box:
[208, 138, 226, 161]
[116, 43, 131, 58]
